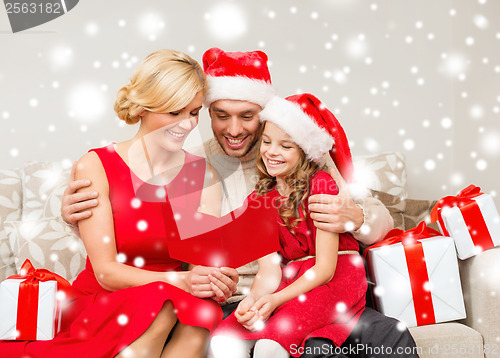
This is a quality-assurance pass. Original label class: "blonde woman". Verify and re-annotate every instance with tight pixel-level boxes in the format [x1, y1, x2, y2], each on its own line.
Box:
[1, 50, 238, 358]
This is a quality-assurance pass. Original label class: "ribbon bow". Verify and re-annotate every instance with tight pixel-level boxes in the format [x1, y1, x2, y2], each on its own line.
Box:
[430, 184, 483, 223]
[364, 222, 441, 258]
[9, 259, 73, 298]
[7, 259, 73, 340]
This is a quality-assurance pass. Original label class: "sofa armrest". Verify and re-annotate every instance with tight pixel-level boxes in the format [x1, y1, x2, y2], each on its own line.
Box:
[459, 247, 500, 358]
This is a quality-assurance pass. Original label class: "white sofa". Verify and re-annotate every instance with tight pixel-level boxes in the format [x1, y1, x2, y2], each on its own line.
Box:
[0, 153, 499, 357]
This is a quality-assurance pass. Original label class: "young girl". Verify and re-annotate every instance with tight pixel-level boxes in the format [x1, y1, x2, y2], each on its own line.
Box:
[211, 93, 367, 358]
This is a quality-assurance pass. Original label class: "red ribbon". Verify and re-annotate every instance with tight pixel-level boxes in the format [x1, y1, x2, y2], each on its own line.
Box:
[430, 184, 494, 251]
[430, 185, 483, 234]
[365, 222, 441, 326]
[7, 259, 72, 340]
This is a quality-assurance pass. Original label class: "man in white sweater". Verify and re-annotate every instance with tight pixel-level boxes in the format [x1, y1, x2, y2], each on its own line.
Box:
[61, 48, 417, 358]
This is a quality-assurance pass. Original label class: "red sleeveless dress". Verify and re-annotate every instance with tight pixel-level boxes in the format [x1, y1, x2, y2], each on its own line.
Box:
[0, 144, 222, 358]
[214, 171, 367, 357]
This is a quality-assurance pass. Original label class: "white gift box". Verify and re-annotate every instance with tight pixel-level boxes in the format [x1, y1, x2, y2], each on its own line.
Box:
[438, 194, 500, 260]
[367, 236, 466, 328]
[0, 279, 62, 340]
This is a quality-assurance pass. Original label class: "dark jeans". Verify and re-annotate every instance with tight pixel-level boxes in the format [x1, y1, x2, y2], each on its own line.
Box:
[221, 304, 418, 358]
[301, 307, 419, 358]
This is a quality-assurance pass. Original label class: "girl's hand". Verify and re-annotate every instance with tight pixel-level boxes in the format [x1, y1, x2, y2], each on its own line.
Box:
[235, 296, 258, 330]
[250, 294, 280, 323]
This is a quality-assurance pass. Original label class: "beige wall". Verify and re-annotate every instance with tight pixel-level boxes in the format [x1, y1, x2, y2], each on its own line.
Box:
[0, 0, 499, 204]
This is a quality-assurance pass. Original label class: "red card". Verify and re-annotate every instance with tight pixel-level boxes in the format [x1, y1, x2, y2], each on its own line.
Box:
[162, 192, 280, 268]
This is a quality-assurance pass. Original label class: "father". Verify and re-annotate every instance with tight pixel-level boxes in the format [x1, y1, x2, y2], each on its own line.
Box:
[61, 48, 417, 358]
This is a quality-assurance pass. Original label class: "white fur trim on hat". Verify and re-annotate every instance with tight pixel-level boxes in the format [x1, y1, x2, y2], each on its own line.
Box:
[204, 76, 276, 108]
[259, 96, 334, 162]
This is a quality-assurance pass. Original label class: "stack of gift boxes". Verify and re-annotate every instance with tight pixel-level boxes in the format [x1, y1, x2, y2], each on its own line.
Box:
[366, 184, 500, 328]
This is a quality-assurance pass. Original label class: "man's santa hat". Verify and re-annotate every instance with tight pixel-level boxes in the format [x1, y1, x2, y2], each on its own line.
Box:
[202, 48, 276, 108]
[259, 93, 355, 182]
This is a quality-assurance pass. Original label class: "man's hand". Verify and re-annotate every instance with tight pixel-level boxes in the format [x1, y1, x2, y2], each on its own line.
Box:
[308, 166, 364, 234]
[61, 162, 99, 225]
[187, 266, 239, 302]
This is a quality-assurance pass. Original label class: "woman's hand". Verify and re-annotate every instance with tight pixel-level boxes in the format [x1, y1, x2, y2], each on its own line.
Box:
[187, 266, 239, 302]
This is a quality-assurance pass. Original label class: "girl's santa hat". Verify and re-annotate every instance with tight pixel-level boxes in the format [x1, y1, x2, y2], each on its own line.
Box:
[260, 93, 355, 182]
[202, 48, 276, 108]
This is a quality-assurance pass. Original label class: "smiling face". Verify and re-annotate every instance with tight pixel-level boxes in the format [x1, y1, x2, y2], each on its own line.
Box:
[140, 91, 203, 153]
[259, 122, 302, 180]
[209, 99, 262, 158]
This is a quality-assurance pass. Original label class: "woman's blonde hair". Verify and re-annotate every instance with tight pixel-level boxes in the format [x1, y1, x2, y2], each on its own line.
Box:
[114, 49, 206, 125]
[255, 123, 324, 233]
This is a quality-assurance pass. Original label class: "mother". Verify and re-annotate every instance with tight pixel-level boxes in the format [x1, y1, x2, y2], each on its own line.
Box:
[1, 49, 238, 358]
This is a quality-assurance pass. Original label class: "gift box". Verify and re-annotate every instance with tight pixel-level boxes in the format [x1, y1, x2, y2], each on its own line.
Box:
[431, 185, 500, 260]
[0, 260, 71, 340]
[365, 222, 466, 328]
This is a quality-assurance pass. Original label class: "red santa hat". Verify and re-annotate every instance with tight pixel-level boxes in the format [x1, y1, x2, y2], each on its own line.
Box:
[259, 93, 355, 182]
[202, 48, 276, 108]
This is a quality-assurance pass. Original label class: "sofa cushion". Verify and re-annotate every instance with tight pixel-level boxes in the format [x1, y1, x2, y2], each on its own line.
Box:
[370, 189, 405, 230]
[409, 322, 484, 358]
[353, 152, 408, 199]
[0, 168, 22, 281]
[21, 161, 71, 221]
[404, 198, 439, 231]
[5, 217, 86, 283]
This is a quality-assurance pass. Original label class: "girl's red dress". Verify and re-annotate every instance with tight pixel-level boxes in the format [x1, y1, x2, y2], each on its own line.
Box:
[214, 170, 367, 357]
[0, 144, 222, 357]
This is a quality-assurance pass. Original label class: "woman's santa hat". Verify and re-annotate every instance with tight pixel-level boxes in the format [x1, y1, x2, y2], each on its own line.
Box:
[202, 48, 276, 108]
[259, 93, 355, 182]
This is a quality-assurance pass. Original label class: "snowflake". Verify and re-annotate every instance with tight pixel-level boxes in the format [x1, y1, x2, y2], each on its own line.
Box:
[441, 117, 453, 129]
[137, 220, 148, 231]
[206, 3, 247, 41]
[67, 83, 107, 123]
[403, 139, 415, 151]
[480, 132, 500, 155]
[476, 159, 487, 171]
[138, 13, 165, 41]
[336, 302, 347, 313]
[85, 22, 99, 36]
[49, 45, 73, 70]
[473, 14, 489, 29]
[116, 253, 127, 263]
[469, 105, 484, 119]
[465, 37, 475, 46]
[304, 270, 316, 280]
[134, 257, 145, 267]
[364, 138, 380, 152]
[344, 221, 355, 232]
[424, 159, 436, 171]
